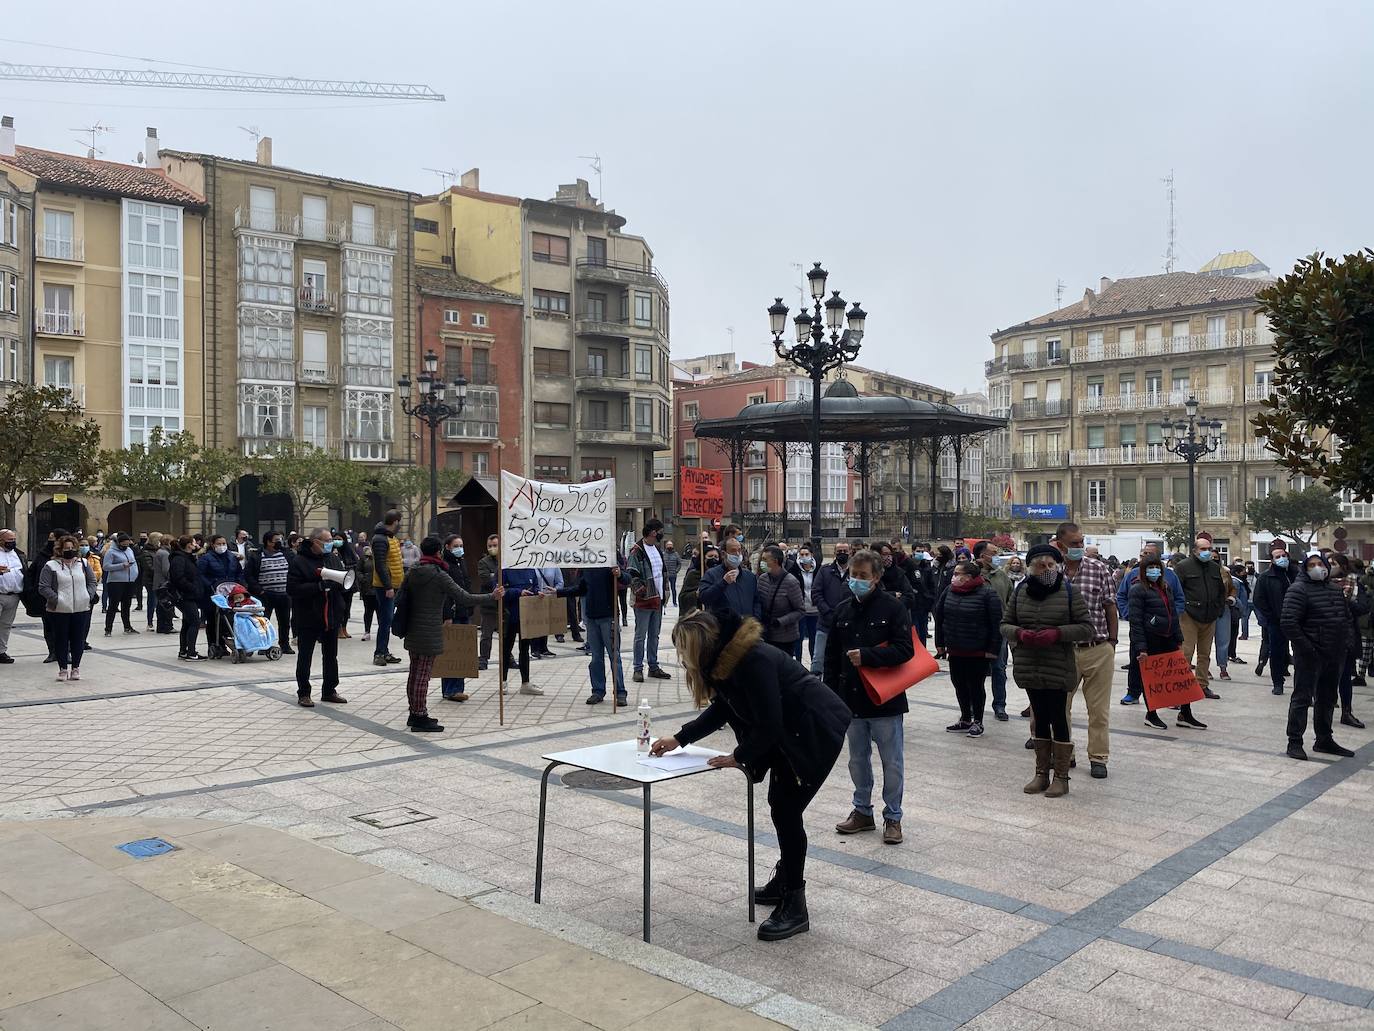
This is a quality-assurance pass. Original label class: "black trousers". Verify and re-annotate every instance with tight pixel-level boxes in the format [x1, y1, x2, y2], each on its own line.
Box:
[767, 759, 825, 892]
[340, 589, 356, 630]
[502, 622, 531, 684]
[1339, 650, 1358, 713]
[261, 593, 291, 647]
[1287, 649, 1339, 746]
[617, 585, 629, 625]
[103, 581, 135, 632]
[295, 625, 339, 698]
[361, 591, 377, 633]
[948, 655, 989, 723]
[1026, 687, 1071, 742]
[155, 590, 176, 633]
[1263, 627, 1291, 688]
[177, 600, 201, 655]
[1227, 609, 1241, 659]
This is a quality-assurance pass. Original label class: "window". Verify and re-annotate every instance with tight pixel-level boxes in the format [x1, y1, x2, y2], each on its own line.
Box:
[1172, 476, 1191, 509]
[634, 291, 653, 327]
[1023, 481, 1039, 504]
[471, 312, 487, 327]
[239, 383, 293, 441]
[1172, 319, 1192, 343]
[127, 342, 180, 411]
[533, 348, 569, 376]
[1086, 425, 1106, 450]
[1086, 375, 1104, 400]
[684, 440, 698, 465]
[1146, 478, 1164, 518]
[302, 405, 328, 447]
[635, 399, 652, 433]
[4, 271, 19, 314]
[1146, 423, 1164, 461]
[42, 284, 75, 334]
[748, 392, 766, 406]
[343, 320, 392, 385]
[3, 337, 18, 382]
[302, 195, 328, 241]
[42, 209, 75, 259]
[586, 349, 607, 376]
[343, 388, 392, 461]
[1087, 479, 1108, 518]
[1118, 373, 1135, 397]
[1045, 480, 1064, 504]
[43, 355, 74, 388]
[127, 274, 180, 341]
[533, 402, 570, 427]
[471, 349, 491, 383]
[445, 451, 464, 471]
[1119, 424, 1137, 459]
[248, 186, 277, 232]
[1021, 381, 1038, 402]
[1206, 477, 1228, 518]
[0, 198, 16, 246]
[585, 292, 607, 322]
[127, 414, 180, 447]
[240, 237, 294, 305]
[1118, 326, 1137, 357]
[472, 452, 489, 475]
[238, 314, 294, 380]
[443, 345, 463, 382]
[1045, 379, 1062, 414]
[300, 330, 328, 382]
[413, 216, 439, 235]
[126, 201, 181, 273]
[534, 455, 571, 481]
[1255, 476, 1276, 500]
[444, 308, 461, 325]
[1045, 338, 1062, 363]
[351, 203, 376, 247]
[1206, 315, 1227, 348]
[1086, 330, 1104, 361]
[634, 345, 653, 379]
[343, 249, 392, 315]
[749, 475, 766, 504]
[1206, 364, 1228, 396]
[581, 458, 615, 482]
[1046, 431, 1061, 458]
[683, 401, 699, 421]
[1021, 432, 1037, 459]
[1145, 323, 1164, 353]
[1145, 371, 1162, 401]
[532, 289, 570, 315]
[587, 399, 609, 429]
[532, 233, 570, 264]
[586, 237, 606, 266]
[1171, 370, 1191, 395]
[300, 259, 328, 305]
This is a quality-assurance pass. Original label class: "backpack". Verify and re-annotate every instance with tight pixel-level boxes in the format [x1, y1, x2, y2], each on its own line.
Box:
[21, 556, 46, 618]
[390, 574, 412, 638]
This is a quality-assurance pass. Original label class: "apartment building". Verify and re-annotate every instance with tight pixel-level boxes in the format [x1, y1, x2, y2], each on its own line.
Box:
[0, 126, 31, 387]
[985, 255, 1304, 561]
[162, 137, 413, 534]
[1, 121, 206, 541]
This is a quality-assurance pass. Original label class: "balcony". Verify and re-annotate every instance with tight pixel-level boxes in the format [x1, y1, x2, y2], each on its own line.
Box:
[234, 206, 301, 237]
[1070, 328, 1265, 364]
[297, 286, 338, 315]
[1145, 502, 1165, 521]
[985, 350, 1067, 376]
[1118, 502, 1138, 520]
[233, 205, 397, 249]
[575, 257, 669, 296]
[1011, 399, 1068, 420]
[443, 362, 497, 387]
[577, 421, 668, 448]
[296, 360, 339, 386]
[1069, 442, 1256, 467]
[1012, 451, 1067, 470]
[38, 310, 84, 337]
[37, 236, 83, 262]
[574, 313, 661, 341]
[443, 416, 499, 441]
[1206, 504, 1229, 519]
[42, 383, 85, 407]
[1086, 503, 1108, 520]
[238, 357, 294, 382]
[1077, 386, 1235, 414]
[575, 366, 634, 394]
[342, 222, 397, 250]
[1245, 383, 1274, 402]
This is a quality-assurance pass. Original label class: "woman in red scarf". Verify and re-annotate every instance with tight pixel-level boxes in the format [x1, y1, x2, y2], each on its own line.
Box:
[1128, 551, 1205, 730]
[933, 561, 1003, 737]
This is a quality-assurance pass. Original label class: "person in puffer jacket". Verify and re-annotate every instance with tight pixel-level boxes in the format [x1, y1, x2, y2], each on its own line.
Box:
[933, 561, 1002, 736]
[1281, 552, 1353, 762]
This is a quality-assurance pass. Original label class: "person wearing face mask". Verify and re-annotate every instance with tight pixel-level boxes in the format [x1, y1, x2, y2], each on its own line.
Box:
[38, 534, 98, 682]
[660, 538, 681, 608]
[0, 528, 27, 664]
[1281, 552, 1355, 760]
[931, 545, 957, 659]
[1252, 539, 1295, 694]
[754, 544, 805, 653]
[166, 536, 207, 660]
[1126, 551, 1204, 729]
[1172, 532, 1226, 701]
[196, 534, 242, 658]
[679, 546, 716, 613]
[1328, 554, 1368, 730]
[935, 561, 1003, 737]
[434, 534, 475, 704]
[700, 535, 758, 618]
[287, 529, 352, 709]
[628, 519, 672, 682]
[810, 542, 855, 675]
[476, 533, 502, 668]
[826, 548, 915, 844]
[972, 541, 1013, 722]
[355, 541, 377, 642]
[245, 530, 293, 655]
[102, 533, 141, 638]
[788, 545, 820, 664]
[1222, 562, 1250, 671]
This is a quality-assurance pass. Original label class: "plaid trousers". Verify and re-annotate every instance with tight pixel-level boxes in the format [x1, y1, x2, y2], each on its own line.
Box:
[406, 653, 436, 716]
[1363, 636, 1373, 674]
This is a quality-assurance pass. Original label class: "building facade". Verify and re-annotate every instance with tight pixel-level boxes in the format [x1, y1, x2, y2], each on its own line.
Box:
[162, 137, 414, 534]
[2, 122, 206, 541]
[0, 124, 31, 388]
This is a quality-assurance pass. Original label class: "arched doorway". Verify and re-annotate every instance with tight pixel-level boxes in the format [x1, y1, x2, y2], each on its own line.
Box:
[221, 475, 293, 541]
[33, 497, 89, 546]
[107, 500, 188, 537]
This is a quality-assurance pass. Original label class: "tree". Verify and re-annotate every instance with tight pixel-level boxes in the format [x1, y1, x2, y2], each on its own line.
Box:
[1245, 485, 1344, 550]
[98, 427, 243, 531]
[958, 510, 1006, 538]
[1154, 505, 1193, 552]
[374, 465, 469, 534]
[1254, 250, 1374, 502]
[254, 441, 369, 530]
[0, 385, 102, 529]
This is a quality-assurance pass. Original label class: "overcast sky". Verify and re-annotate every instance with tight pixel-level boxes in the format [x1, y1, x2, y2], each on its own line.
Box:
[5, 1, 1372, 393]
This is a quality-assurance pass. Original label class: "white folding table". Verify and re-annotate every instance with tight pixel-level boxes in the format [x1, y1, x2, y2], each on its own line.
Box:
[535, 740, 755, 942]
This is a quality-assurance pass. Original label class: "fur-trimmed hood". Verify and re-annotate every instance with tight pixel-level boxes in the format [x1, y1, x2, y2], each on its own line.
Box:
[707, 608, 764, 682]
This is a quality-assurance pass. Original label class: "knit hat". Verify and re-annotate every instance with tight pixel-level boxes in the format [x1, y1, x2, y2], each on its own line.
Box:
[1195, 531, 1213, 544]
[1268, 538, 1288, 554]
[1025, 543, 1063, 565]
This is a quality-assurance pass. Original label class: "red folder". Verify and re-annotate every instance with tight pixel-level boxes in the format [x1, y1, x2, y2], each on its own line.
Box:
[858, 630, 939, 705]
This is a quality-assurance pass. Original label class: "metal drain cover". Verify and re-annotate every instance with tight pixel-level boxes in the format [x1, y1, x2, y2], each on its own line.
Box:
[351, 806, 436, 829]
[562, 770, 638, 791]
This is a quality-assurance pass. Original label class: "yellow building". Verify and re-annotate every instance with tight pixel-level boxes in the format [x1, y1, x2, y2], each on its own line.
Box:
[414, 170, 522, 294]
[0, 123, 206, 539]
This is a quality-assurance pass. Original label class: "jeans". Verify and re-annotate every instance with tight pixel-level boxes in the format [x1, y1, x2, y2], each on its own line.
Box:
[441, 614, 469, 699]
[1287, 648, 1339, 746]
[847, 715, 904, 822]
[586, 616, 626, 699]
[1214, 607, 1232, 668]
[296, 625, 339, 698]
[792, 613, 819, 665]
[990, 638, 1008, 712]
[103, 581, 135, 632]
[373, 588, 395, 655]
[632, 605, 662, 672]
[144, 586, 158, 625]
[1240, 611, 1251, 639]
[51, 610, 91, 669]
[665, 573, 678, 605]
[811, 628, 829, 675]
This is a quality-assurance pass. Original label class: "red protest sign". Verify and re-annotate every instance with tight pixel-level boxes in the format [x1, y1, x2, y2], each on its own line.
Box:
[679, 467, 724, 518]
[1139, 650, 1205, 710]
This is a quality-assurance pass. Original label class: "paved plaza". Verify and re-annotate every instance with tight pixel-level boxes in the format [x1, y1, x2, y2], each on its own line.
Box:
[4, 606, 1374, 1031]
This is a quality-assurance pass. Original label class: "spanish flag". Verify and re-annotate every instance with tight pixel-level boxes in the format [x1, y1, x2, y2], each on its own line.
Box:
[1003, 482, 1013, 502]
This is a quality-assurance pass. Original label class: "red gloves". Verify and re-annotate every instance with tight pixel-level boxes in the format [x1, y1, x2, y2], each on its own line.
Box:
[1016, 629, 1038, 646]
[1016, 627, 1063, 648]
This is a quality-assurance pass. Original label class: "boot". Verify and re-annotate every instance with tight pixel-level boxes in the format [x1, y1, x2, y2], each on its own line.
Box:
[754, 863, 784, 906]
[1023, 739, 1052, 794]
[757, 885, 809, 941]
[1045, 742, 1073, 798]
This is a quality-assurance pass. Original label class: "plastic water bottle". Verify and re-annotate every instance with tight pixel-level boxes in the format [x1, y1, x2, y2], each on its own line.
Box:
[636, 699, 653, 753]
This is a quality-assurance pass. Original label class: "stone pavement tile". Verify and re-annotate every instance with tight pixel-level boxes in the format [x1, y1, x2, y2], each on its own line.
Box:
[711, 946, 907, 1026]
[1074, 940, 1189, 985]
[0, 839, 128, 909]
[0, 932, 116, 1009]
[1286, 994, 1373, 1023]
[248, 911, 423, 988]
[306, 871, 467, 931]
[1172, 965, 1304, 1018]
[218, 839, 378, 894]
[168, 962, 375, 1031]
[483, 1004, 601, 1031]
[171, 876, 331, 939]
[35, 884, 197, 952]
[392, 906, 575, 977]
[493, 950, 694, 1031]
[868, 967, 951, 1008]
[1007, 980, 1199, 1031]
[0, 974, 196, 1031]
[1088, 970, 1293, 1031]
[622, 991, 783, 1031]
[96, 921, 275, 998]
[114, 848, 260, 900]
[335, 952, 536, 1031]
[0, 892, 48, 944]
[959, 1001, 1052, 1031]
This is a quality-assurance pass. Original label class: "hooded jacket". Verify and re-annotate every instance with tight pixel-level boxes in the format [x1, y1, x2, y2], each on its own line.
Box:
[934, 576, 1002, 656]
[1280, 555, 1351, 658]
[1251, 560, 1296, 629]
[823, 583, 916, 718]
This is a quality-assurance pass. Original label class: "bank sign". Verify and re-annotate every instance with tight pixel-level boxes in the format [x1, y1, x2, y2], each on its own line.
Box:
[1011, 504, 1070, 521]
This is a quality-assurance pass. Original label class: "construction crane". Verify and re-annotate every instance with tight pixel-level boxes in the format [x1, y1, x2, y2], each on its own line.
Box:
[0, 62, 444, 101]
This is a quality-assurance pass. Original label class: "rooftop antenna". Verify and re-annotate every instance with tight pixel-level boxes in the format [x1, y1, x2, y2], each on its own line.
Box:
[1055, 279, 1065, 308]
[1162, 170, 1177, 273]
[790, 262, 806, 306]
[578, 153, 602, 203]
[726, 326, 735, 353]
[70, 121, 112, 158]
[423, 167, 459, 189]
[238, 125, 262, 153]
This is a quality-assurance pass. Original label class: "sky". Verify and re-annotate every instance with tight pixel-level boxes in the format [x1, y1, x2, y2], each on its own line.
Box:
[4, 1, 1373, 394]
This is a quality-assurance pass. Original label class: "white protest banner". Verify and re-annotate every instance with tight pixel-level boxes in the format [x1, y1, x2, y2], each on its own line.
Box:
[500, 471, 616, 568]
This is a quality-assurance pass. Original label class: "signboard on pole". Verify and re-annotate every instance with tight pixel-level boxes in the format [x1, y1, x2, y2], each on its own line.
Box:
[1010, 504, 1070, 521]
[679, 467, 724, 519]
[499, 471, 615, 568]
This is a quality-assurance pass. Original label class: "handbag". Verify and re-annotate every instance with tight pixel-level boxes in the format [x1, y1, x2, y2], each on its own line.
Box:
[858, 629, 939, 705]
[390, 577, 412, 638]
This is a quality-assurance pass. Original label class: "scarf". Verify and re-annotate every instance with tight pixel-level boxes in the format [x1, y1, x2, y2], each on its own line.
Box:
[952, 575, 985, 594]
[419, 555, 449, 570]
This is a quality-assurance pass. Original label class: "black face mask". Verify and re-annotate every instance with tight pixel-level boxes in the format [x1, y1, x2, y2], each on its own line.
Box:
[835, 553, 849, 566]
[0, 541, 13, 550]
[61, 549, 77, 559]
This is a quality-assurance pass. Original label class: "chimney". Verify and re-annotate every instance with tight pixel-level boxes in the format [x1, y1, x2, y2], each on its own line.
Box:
[144, 126, 159, 168]
[0, 116, 14, 159]
[459, 167, 480, 191]
[1081, 287, 1095, 313]
[1099, 276, 1113, 293]
[256, 136, 273, 166]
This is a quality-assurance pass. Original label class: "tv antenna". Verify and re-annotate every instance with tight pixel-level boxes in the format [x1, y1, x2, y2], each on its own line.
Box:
[726, 326, 735, 351]
[790, 262, 806, 306]
[238, 124, 262, 147]
[1055, 279, 1065, 307]
[423, 167, 459, 189]
[70, 121, 112, 158]
[578, 153, 602, 203]
[1162, 170, 1177, 273]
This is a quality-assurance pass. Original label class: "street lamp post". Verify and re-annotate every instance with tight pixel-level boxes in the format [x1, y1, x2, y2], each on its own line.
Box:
[398, 349, 467, 536]
[1160, 394, 1222, 543]
[768, 263, 866, 546]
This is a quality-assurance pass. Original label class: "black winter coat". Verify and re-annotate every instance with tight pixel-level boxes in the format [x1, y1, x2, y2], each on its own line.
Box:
[1127, 579, 1182, 658]
[933, 581, 1002, 655]
[287, 542, 348, 633]
[674, 610, 851, 789]
[1251, 563, 1295, 629]
[167, 549, 207, 606]
[1175, 556, 1226, 624]
[812, 561, 852, 631]
[443, 554, 474, 622]
[824, 587, 916, 718]
[1281, 567, 1351, 658]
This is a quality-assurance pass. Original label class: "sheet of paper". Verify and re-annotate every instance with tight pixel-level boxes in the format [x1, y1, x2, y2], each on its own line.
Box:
[636, 752, 714, 772]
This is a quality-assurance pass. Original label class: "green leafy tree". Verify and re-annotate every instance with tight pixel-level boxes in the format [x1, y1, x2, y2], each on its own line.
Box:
[957, 510, 1005, 538]
[98, 427, 242, 529]
[0, 385, 102, 529]
[1154, 505, 1193, 552]
[1254, 250, 1374, 501]
[1244, 485, 1344, 550]
[254, 441, 369, 531]
[375, 464, 469, 534]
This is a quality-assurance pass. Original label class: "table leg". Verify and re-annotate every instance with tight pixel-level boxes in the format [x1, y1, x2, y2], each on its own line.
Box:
[746, 777, 755, 924]
[534, 761, 561, 904]
[642, 782, 652, 943]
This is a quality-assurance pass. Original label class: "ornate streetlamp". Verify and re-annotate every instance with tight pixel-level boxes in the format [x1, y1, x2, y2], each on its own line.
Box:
[1161, 394, 1223, 543]
[398, 349, 467, 535]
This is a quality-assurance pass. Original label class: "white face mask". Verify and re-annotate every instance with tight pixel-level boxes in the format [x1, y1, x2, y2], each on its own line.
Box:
[213, 544, 228, 555]
[1308, 565, 1328, 581]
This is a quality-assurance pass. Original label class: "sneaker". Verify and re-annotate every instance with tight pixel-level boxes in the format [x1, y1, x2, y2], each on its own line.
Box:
[1144, 712, 1167, 730]
[1314, 739, 1355, 758]
[444, 692, 469, 703]
[385, 653, 402, 664]
[372, 654, 388, 667]
[648, 667, 672, 679]
[407, 714, 445, 733]
[883, 820, 903, 845]
[585, 694, 605, 705]
[1202, 687, 1221, 700]
[615, 695, 629, 707]
[55, 668, 67, 682]
[946, 719, 973, 733]
[835, 810, 876, 835]
[104, 629, 112, 637]
[993, 707, 1008, 722]
[1119, 663, 1130, 671]
[0, 654, 12, 664]
[124, 626, 140, 635]
[1020, 706, 1032, 718]
[555, 635, 566, 643]
[477, 659, 488, 670]
[633, 670, 645, 683]
[280, 646, 295, 655]
[966, 722, 985, 738]
[1218, 669, 1231, 681]
[43, 654, 56, 663]
[1120, 693, 1139, 705]
[69, 668, 81, 681]
[519, 682, 544, 696]
[1024, 737, 1035, 749]
[361, 633, 371, 642]
[181, 652, 206, 661]
[1352, 675, 1368, 688]
[1256, 661, 1267, 677]
[1229, 656, 1247, 665]
[1272, 685, 1284, 695]
[1176, 712, 1208, 730]
[1286, 742, 1308, 761]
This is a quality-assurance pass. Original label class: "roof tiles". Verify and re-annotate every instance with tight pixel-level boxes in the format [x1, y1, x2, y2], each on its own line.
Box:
[4, 146, 205, 207]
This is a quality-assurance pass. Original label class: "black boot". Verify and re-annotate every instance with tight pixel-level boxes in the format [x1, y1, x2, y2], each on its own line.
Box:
[758, 885, 809, 942]
[754, 864, 784, 907]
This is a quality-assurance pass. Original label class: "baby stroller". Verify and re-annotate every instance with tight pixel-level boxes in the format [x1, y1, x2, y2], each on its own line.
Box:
[210, 584, 282, 664]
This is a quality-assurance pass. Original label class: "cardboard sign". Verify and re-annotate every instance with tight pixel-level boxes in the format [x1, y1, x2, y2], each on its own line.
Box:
[1140, 650, 1206, 709]
[500, 471, 615, 568]
[519, 593, 568, 639]
[679, 467, 725, 519]
[431, 622, 479, 679]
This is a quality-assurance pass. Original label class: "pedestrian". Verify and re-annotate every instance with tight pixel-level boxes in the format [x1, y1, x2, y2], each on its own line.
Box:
[500, 566, 564, 696]
[1173, 533, 1225, 700]
[333, 529, 358, 639]
[370, 510, 405, 667]
[356, 539, 377, 642]
[679, 546, 716, 613]
[101, 533, 141, 637]
[233, 528, 253, 563]
[196, 534, 242, 658]
[134, 532, 149, 610]
[38, 533, 97, 681]
[931, 545, 956, 659]
[654, 607, 853, 942]
[1051, 522, 1120, 780]
[1225, 561, 1250, 667]
[905, 543, 937, 649]
[476, 533, 500, 669]
[1116, 542, 1185, 681]
[287, 528, 351, 709]
[1212, 562, 1238, 681]
[628, 519, 672, 682]
[572, 562, 631, 706]
[167, 535, 207, 661]
[1330, 554, 1368, 729]
[755, 544, 805, 653]
[401, 535, 503, 730]
[789, 544, 820, 665]
[528, 567, 563, 658]
[1282, 552, 1355, 760]
[972, 541, 1013, 721]
[826, 547, 915, 844]
[810, 541, 852, 675]
[24, 531, 61, 663]
[148, 533, 175, 634]
[245, 530, 293, 655]
[136, 534, 156, 624]
[700, 535, 758, 617]
[439, 534, 474, 702]
[560, 567, 584, 644]
[1006, 555, 1025, 584]
[1003, 544, 1095, 798]
[662, 538, 681, 606]
[616, 547, 631, 628]
[401, 536, 421, 570]
[0, 528, 26, 664]
[1356, 557, 1374, 686]
[934, 560, 1003, 737]
[1253, 540, 1295, 693]
[1127, 551, 1205, 730]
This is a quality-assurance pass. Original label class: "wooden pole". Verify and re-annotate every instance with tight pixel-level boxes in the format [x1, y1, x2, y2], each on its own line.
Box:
[495, 444, 505, 728]
[611, 570, 620, 715]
